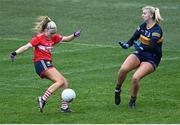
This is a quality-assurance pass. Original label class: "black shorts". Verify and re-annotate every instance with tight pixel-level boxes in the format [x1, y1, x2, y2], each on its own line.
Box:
[133, 51, 161, 70]
[34, 60, 53, 78]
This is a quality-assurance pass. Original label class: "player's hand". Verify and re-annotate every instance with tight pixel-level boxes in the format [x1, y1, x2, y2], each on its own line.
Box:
[74, 29, 82, 37]
[134, 41, 143, 51]
[9, 52, 16, 62]
[118, 41, 129, 49]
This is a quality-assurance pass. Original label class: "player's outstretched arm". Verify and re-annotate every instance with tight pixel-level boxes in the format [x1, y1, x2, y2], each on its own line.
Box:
[62, 29, 82, 42]
[9, 43, 32, 61]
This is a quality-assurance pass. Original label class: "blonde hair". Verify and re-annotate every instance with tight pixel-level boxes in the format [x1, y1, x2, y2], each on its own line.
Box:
[142, 6, 163, 23]
[34, 16, 52, 33]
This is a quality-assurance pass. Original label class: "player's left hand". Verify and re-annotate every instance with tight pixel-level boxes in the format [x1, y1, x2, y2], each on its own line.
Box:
[74, 29, 82, 37]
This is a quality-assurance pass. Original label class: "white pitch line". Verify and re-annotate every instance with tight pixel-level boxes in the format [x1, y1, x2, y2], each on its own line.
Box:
[1, 37, 180, 53]
[66, 42, 119, 48]
[0, 37, 119, 48]
[162, 57, 180, 61]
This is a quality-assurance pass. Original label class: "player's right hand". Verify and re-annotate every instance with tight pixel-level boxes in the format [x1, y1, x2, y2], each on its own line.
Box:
[118, 41, 129, 49]
[9, 52, 16, 62]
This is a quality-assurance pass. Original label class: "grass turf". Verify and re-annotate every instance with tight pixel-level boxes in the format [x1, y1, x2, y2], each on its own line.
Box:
[0, 0, 180, 123]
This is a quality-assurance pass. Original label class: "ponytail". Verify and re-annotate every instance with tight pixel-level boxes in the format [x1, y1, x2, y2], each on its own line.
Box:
[154, 8, 163, 23]
[34, 16, 51, 33]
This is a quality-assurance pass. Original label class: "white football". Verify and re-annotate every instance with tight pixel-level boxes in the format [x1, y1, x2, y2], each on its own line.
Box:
[61, 89, 76, 102]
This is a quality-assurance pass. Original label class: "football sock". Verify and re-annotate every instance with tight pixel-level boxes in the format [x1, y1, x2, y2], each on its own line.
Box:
[115, 85, 121, 92]
[130, 96, 136, 102]
[61, 100, 68, 109]
[42, 90, 52, 101]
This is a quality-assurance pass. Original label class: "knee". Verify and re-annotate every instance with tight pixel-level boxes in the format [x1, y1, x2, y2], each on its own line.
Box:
[132, 75, 140, 85]
[56, 78, 68, 88]
[118, 67, 129, 76]
[55, 78, 66, 86]
[63, 79, 69, 89]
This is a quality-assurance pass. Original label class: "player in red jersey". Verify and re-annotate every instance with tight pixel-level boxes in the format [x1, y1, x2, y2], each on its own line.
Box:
[9, 16, 82, 112]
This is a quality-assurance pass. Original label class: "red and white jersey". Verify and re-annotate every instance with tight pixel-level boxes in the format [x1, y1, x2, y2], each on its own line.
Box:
[29, 33, 63, 62]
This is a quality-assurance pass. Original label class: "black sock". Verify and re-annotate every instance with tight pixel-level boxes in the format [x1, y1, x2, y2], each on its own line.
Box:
[130, 96, 136, 102]
[115, 85, 121, 92]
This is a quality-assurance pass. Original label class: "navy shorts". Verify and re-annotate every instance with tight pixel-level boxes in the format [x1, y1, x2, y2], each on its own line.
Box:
[34, 60, 53, 78]
[133, 51, 161, 70]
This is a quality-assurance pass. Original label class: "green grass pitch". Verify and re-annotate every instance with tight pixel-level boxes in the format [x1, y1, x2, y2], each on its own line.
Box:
[0, 0, 180, 123]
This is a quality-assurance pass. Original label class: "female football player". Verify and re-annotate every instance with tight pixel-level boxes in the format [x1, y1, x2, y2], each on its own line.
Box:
[115, 6, 164, 108]
[10, 16, 82, 112]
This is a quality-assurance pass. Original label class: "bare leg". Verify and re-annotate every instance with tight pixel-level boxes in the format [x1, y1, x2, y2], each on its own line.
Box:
[131, 62, 154, 97]
[116, 54, 140, 88]
[38, 67, 70, 112]
[44, 67, 68, 93]
[115, 54, 140, 105]
[129, 62, 154, 108]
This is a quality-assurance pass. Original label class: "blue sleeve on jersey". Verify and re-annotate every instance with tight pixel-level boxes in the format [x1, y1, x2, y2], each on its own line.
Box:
[126, 23, 145, 47]
[126, 29, 140, 47]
